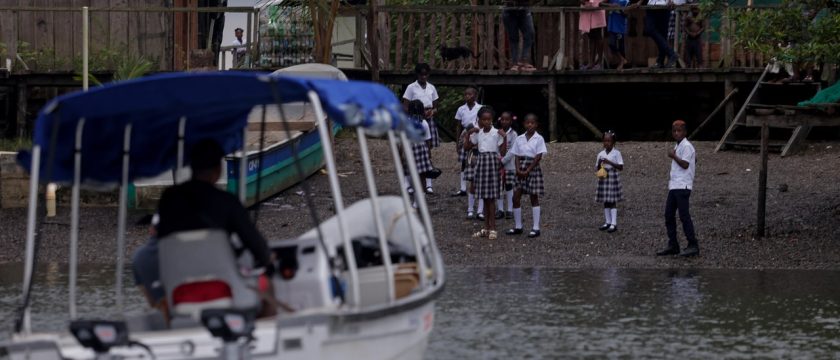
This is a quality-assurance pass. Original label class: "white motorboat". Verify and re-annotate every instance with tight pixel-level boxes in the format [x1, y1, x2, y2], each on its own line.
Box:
[3, 72, 444, 359]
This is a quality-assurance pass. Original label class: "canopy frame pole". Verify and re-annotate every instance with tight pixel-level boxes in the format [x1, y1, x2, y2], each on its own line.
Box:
[69, 118, 86, 320]
[399, 132, 442, 284]
[239, 126, 248, 204]
[175, 116, 186, 183]
[82, 6, 89, 91]
[306, 90, 360, 307]
[386, 130, 427, 289]
[115, 124, 132, 314]
[356, 124, 395, 303]
[19, 145, 40, 335]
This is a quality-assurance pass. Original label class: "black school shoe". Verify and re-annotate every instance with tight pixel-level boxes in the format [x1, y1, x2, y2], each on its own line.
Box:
[680, 246, 700, 257]
[495, 210, 504, 219]
[451, 190, 468, 197]
[607, 225, 617, 233]
[527, 229, 540, 238]
[477, 213, 485, 221]
[598, 223, 611, 231]
[505, 211, 513, 219]
[656, 246, 680, 256]
[506, 228, 523, 235]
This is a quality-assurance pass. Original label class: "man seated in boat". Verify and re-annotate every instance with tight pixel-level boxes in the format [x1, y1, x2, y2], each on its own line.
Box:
[139, 139, 278, 320]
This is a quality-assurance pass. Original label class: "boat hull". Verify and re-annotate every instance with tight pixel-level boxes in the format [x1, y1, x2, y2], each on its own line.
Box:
[226, 124, 338, 206]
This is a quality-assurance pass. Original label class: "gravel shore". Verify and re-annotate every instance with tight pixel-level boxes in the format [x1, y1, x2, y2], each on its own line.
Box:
[2, 138, 839, 269]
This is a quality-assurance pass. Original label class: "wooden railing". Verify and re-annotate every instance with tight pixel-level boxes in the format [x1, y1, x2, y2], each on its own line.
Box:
[365, 5, 771, 72]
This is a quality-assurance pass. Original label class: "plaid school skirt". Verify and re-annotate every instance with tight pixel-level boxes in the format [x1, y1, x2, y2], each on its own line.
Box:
[463, 149, 479, 181]
[595, 168, 623, 203]
[428, 118, 440, 148]
[515, 157, 545, 196]
[500, 169, 516, 193]
[473, 152, 501, 199]
[412, 142, 434, 174]
[457, 130, 468, 170]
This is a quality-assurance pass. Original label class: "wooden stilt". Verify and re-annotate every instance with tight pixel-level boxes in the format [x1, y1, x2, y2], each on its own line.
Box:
[757, 122, 768, 238]
[689, 87, 739, 140]
[548, 78, 557, 141]
[556, 95, 601, 139]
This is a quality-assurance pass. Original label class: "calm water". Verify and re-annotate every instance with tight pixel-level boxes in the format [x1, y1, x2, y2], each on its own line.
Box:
[2, 264, 840, 358]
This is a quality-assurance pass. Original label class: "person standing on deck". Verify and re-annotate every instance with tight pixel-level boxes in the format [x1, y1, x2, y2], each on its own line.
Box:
[402, 63, 440, 194]
[232, 28, 247, 67]
[656, 120, 699, 257]
[503, 0, 537, 71]
[644, 0, 679, 68]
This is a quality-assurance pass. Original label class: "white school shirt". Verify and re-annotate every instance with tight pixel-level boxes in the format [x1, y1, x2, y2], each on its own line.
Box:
[420, 119, 432, 141]
[500, 128, 519, 171]
[454, 102, 482, 129]
[469, 127, 504, 153]
[232, 38, 246, 54]
[511, 132, 548, 158]
[669, 138, 696, 190]
[402, 81, 439, 109]
[596, 148, 624, 170]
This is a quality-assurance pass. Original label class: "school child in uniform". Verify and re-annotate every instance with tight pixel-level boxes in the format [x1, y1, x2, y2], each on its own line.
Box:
[497, 112, 518, 219]
[453, 86, 481, 198]
[403, 100, 434, 201]
[657, 120, 699, 257]
[402, 63, 440, 194]
[506, 114, 547, 238]
[465, 107, 506, 240]
[595, 130, 624, 232]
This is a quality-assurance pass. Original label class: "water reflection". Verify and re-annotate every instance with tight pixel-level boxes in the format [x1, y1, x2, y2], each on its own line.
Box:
[1, 264, 839, 358]
[428, 267, 840, 359]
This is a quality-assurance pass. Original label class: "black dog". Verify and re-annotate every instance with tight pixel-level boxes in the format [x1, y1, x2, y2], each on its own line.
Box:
[439, 45, 480, 62]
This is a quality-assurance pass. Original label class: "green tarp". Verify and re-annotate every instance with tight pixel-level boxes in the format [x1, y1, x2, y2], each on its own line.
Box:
[798, 81, 840, 106]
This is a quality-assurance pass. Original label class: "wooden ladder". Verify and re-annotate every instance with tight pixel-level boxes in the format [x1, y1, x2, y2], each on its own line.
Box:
[715, 64, 821, 157]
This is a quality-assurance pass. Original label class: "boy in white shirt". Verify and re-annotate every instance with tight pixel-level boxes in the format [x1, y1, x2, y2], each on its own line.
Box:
[656, 120, 699, 257]
[402, 63, 440, 194]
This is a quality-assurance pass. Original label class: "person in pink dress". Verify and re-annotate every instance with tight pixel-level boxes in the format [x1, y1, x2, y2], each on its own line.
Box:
[579, 0, 607, 70]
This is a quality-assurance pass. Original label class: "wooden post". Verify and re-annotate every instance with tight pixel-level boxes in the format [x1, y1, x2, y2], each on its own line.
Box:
[548, 78, 557, 141]
[16, 82, 27, 138]
[368, 2, 380, 82]
[757, 122, 768, 238]
[689, 88, 739, 140]
[355, 11, 364, 68]
[724, 79, 735, 127]
[557, 10, 566, 70]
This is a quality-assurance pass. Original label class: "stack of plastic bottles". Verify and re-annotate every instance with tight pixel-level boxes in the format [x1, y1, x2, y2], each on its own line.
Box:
[258, 3, 316, 68]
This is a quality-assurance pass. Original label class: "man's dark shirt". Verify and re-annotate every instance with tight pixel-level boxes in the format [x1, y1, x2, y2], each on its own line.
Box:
[157, 179, 274, 276]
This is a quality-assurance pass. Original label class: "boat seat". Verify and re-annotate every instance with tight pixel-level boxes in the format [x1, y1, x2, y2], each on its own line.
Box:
[158, 229, 260, 320]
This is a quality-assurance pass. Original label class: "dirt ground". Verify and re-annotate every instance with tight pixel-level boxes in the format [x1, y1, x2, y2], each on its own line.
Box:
[1, 138, 839, 269]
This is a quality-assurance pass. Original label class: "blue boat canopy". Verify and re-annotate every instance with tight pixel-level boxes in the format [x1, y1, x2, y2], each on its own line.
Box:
[17, 72, 420, 184]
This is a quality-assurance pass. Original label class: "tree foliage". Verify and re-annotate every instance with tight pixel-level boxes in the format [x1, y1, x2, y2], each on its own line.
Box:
[701, 0, 840, 64]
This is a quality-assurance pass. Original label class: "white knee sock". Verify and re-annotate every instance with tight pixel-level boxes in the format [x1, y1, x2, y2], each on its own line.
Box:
[460, 173, 467, 192]
[506, 190, 514, 211]
[532, 207, 541, 231]
[604, 208, 612, 224]
[610, 208, 618, 226]
[426, 178, 433, 188]
[514, 208, 522, 229]
[496, 199, 504, 211]
[477, 199, 484, 214]
[468, 193, 475, 212]
[404, 175, 411, 189]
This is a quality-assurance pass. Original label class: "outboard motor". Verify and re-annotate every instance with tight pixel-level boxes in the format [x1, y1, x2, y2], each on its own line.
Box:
[69, 320, 130, 359]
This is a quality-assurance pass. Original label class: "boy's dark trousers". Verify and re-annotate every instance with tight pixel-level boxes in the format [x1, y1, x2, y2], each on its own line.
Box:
[644, 9, 676, 65]
[665, 189, 697, 249]
[684, 37, 702, 66]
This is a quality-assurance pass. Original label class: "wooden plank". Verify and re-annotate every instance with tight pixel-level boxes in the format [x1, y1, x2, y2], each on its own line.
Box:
[689, 87, 738, 140]
[405, 14, 414, 68]
[497, 11, 505, 70]
[781, 125, 811, 157]
[16, 0, 37, 64]
[380, 10, 390, 71]
[724, 79, 735, 126]
[109, 0, 128, 51]
[127, 0, 145, 56]
[557, 10, 566, 70]
[33, 0, 55, 69]
[416, 13, 424, 64]
[745, 114, 840, 128]
[0, 0, 19, 68]
[428, 13, 436, 68]
[556, 95, 601, 138]
[485, 12, 493, 70]
[144, 0, 168, 70]
[394, 14, 403, 70]
[439, 12, 447, 67]
[53, 0, 74, 71]
[547, 78, 557, 141]
[90, 0, 110, 55]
